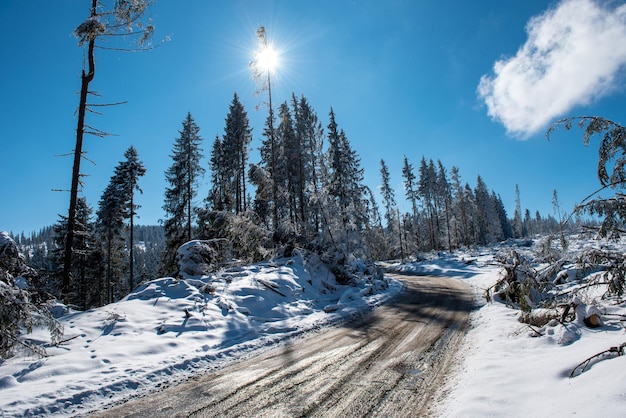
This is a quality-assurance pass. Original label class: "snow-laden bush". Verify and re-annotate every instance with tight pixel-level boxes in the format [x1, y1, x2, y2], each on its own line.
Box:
[575, 247, 626, 298]
[196, 210, 272, 263]
[0, 231, 62, 358]
[176, 239, 225, 278]
[488, 249, 549, 311]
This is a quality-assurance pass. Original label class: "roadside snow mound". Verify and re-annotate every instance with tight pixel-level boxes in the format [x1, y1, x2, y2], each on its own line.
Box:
[435, 237, 626, 417]
[0, 249, 400, 417]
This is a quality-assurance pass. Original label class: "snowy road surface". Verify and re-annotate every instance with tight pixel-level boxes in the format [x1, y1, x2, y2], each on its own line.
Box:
[95, 274, 472, 417]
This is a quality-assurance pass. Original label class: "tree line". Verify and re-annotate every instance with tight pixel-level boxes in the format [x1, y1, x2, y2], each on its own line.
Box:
[12, 91, 586, 309]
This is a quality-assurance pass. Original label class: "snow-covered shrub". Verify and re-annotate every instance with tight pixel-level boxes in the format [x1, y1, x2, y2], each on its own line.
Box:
[176, 239, 225, 278]
[575, 247, 626, 298]
[533, 235, 565, 262]
[0, 232, 62, 358]
[488, 249, 548, 311]
[196, 210, 272, 262]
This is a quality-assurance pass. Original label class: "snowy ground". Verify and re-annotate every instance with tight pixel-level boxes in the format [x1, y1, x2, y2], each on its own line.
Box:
[2, 239, 626, 416]
[426, 241, 626, 418]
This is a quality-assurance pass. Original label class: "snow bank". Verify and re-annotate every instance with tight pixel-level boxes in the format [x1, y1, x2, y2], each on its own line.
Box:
[432, 244, 626, 417]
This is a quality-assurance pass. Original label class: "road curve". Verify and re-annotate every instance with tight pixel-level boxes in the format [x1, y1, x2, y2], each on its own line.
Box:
[95, 274, 472, 417]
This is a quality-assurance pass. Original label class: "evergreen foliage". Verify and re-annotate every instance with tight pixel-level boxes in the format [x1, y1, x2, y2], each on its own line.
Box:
[0, 232, 62, 359]
[208, 93, 252, 214]
[116, 146, 147, 291]
[95, 146, 146, 302]
[162, 113, 205, 275]
[12, 91, 589, 315]
[49, 198, 100, 309]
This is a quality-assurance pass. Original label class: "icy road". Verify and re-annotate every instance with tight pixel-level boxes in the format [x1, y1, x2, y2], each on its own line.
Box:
[96, 274, 472, 417]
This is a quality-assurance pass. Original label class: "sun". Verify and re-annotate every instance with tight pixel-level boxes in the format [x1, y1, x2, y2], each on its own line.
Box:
[255, 44, 279, 73]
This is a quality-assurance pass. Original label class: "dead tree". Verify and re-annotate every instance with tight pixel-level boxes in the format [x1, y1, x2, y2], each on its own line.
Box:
[62, 0, 155, 300]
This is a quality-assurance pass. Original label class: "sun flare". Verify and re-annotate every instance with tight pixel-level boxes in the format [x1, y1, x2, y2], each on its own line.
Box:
[256, 44, 279, 73]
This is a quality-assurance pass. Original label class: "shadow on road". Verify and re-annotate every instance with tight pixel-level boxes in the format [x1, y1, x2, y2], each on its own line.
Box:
[343, 274, 474, 335]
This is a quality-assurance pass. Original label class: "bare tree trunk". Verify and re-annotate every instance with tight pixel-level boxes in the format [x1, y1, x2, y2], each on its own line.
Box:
[63, 0, 97, 301]
[268, 77, 278, 230]
[129, 190, 135, 291]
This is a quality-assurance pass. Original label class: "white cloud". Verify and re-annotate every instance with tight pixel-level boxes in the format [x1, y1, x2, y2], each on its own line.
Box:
[478, 0, 626, 138]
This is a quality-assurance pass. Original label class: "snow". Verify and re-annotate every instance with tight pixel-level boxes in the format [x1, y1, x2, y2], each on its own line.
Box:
[3, 239, 626, 416]
[423, 244, 626, 418]
[0, 250, 401, 417]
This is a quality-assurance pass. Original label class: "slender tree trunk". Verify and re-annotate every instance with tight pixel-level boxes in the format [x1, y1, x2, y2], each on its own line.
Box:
[298, 138, 306, 232]
[63, 0, 97, 300]
[241, 151, 247, 212]
[129, 190, 135, 291]
[267, 73, 278, 230]
[186, 139, 192, 242]
[107, 228, 112, 304]
[397, 207, 405, 262]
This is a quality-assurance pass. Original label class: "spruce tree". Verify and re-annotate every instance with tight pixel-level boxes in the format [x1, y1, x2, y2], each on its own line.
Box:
[277, 101, 298, 226]
[115, 146, 146, 290]
[473, 175, 492, 245]
[436, 160, 453, 251]
[257, 110, 279, 230]
[380, 159, 401, 258]
[418, 157, 437, 250]
[513, 184, 524, 238]
[450, 166, 470, 247]
[402, 156, 420, 249]
[96, 178, 127, 304]
[162, 113, 205, 275]
[324, 108, 367, 257]
[379, 159, 397, 229]
[207, 135, 226, 211]
[221, 93, 253, 214]
[50, 198, 98, 308]
[291, 94, 325, 238]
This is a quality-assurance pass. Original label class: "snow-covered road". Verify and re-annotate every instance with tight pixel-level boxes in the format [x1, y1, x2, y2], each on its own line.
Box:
[94, 274, 472, 417]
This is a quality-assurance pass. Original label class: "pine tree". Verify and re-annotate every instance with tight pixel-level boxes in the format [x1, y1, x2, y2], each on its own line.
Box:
[207, 135, 226, 211]
[162, 113, 205, 275]
[292, 95, 325, 238]
[513, 184, 524, 238]
[115, 146, 146, 290]
[463, 183, 478, 244]
[96, 178, 127, 304]
[324, 108, 367, 257]
[436, 160, 453, 251]
[277, 101, 297, 226]
[524, 208, 534, 236]
[380, 159, 401, 258]
[379, 159, 397, 228]
[493, 192, 513, 240]
[450, 166, 470, 247]
[257, 109, 279, 230]
[419, 157, 437, 250]
[473, 175, 492, 245]
[50, 198, 98, 308]
[220, 93, 252, 214]
[363, 186, 386, 260]
[402, 156, 420, 250]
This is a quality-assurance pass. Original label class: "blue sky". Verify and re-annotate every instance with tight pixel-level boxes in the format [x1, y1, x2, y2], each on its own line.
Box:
[2, 0, 626, 235]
